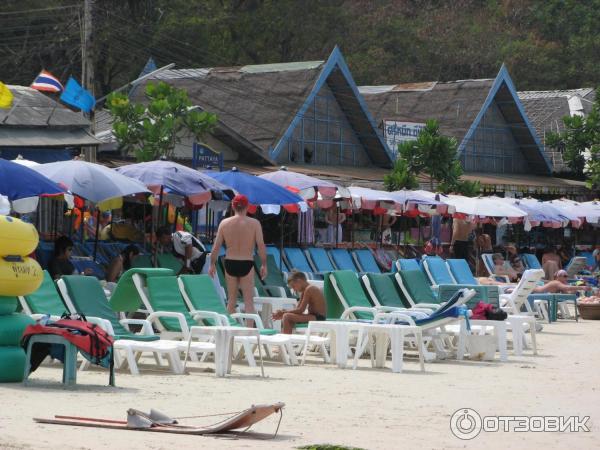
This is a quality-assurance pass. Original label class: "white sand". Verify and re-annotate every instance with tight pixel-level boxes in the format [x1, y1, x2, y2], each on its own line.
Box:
[1, 320, 598, 450]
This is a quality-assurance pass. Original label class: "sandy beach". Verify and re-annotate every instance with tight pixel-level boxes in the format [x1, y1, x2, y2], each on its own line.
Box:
[1, 319, 598, 450]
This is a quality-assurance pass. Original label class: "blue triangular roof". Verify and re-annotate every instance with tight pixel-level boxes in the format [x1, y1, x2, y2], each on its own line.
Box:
[459, 64, 552, 174]
[270, 47, 393, 167]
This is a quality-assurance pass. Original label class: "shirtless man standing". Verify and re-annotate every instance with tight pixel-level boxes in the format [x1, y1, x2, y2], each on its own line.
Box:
[272, 270, 326, 334]
[208, 194, 267, 325]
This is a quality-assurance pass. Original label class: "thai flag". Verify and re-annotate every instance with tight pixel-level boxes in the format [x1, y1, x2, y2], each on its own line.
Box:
[31, 70, 64, 93]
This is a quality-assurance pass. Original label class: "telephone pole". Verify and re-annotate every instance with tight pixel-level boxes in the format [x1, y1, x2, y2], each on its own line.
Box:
[82, 0, 96, 162]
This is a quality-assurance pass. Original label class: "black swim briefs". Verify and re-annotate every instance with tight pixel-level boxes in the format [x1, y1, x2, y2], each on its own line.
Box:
[224, 259, 254, 277]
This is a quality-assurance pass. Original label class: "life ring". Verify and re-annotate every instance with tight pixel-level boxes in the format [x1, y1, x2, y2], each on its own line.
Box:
[0, 256, 43, 296]
[0, 215, 39, 256]
[0, 346, 28, 382]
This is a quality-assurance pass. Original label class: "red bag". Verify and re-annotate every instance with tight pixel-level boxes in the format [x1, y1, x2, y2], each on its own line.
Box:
[471, 301, 494, 320]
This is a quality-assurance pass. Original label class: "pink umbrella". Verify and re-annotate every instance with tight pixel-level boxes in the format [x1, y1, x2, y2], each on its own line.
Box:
[258, 167, 349, 203]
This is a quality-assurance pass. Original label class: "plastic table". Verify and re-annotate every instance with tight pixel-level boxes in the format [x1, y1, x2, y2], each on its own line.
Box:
[23, 334, 79, 385]
[185, 326, 264, 377]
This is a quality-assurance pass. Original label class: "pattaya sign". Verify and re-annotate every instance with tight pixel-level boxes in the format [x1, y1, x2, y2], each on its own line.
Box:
[384, 120, 425, 153]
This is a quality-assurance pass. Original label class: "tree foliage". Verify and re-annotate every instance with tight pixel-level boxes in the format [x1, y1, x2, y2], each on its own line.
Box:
[546, 88, 600, 190]
[107, 81, 217, 162]
[385, 119, 481, 196]
[2, 1, 600, 96]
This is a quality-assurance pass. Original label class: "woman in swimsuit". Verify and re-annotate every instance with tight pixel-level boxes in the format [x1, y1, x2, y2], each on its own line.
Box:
[272, 270, 327, 334]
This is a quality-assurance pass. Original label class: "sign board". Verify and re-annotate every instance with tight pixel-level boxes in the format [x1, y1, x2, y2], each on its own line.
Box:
[383, 120, 425, 155]
[192, 142, 223, 171]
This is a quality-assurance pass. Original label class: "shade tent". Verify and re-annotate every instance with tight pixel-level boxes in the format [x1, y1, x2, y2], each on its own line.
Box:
[348, 186, 398, 211]
[207, 167, 305, 214]
[579, 201, 600, 224]
[444, 195, 527, 220]
[33, 160, 150, 204]
[115, 160, 234, 206]
[496, 197, 571, 228]
[543, 199, 585, 227]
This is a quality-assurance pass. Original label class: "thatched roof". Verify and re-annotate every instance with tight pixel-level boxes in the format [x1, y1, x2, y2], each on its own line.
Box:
[359, 79, 493, 144]
[125, 48, 391, 167]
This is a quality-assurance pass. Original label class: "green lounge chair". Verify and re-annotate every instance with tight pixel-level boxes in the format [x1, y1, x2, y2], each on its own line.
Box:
[131, 254, 154, 268]
[255, 254, 292, 297]
[393, 270, 445, 309]
[325, 271, 378, 320]
[56, 275, 193, 375]
[362, 273, 435, 312]
[18, 270, 68, 318]
[178, 274, 277, 335]
[57, 275, 159, 342]
[179, 275, 328, 363]
[109, 268, 175, 313]
[157, 253, 184, 273]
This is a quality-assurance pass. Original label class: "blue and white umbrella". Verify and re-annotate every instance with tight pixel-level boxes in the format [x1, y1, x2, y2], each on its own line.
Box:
[33, 160, 150, 204]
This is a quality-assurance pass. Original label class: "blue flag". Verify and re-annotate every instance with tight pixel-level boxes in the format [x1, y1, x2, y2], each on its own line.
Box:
[60, 77, 95, 113]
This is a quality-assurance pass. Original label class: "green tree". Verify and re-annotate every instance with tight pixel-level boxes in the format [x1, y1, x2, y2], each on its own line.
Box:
[107, 81, 217, 162]
[546, 88, 600, 190]
[383, 158, 419, 191]
[397, 119, 461, 191]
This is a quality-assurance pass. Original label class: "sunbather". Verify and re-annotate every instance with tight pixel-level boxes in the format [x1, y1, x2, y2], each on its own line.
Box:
[533, 269, 590, 294]
[492, 253, 519, 281]
[272, 271, 326, 334]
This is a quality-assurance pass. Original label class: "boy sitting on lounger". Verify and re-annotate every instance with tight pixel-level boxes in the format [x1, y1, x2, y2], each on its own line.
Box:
[272, 270, 326, 334]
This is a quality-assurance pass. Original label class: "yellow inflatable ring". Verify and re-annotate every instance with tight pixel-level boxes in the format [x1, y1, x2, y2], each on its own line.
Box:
[0, 256, 43, 296]
[0, 215, 39, 256]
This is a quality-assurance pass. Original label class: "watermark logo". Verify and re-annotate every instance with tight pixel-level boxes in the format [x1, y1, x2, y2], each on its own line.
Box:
[450, 408, 590, 440]
[450, 408, 482, 440]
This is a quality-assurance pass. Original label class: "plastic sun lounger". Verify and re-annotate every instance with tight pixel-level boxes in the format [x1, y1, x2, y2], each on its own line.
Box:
[395, 258, 421, 272]
[157, 253, 184, 274]
[521, 253, 542, 270]
[255, 254, 293, 298]
[131, 254, 154, 269]
[330, 249, 359, 272]
[134, 274, 295, 367]
[393, 270, 445, 310]
[56, 275, 191, 376]
[266, 246, 287, 271]
[18, 270, 69, 318]
[481, 253, 495, 275]
[306, 247, 336, 273]
[352, 249, 381, 273]
[283, 247, 314, 274]
[565, 256, 587, 278]
[362, 273, 425, 311]
[70, 257, 106, 280]
[326, 271, 378, 320]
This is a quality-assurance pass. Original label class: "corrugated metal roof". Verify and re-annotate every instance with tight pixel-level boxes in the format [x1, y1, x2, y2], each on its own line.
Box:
[518, 88, 595, 100]
[0, 85, 90, 128]
[0, 128, 100, 147]
[239, 60, 323, 73]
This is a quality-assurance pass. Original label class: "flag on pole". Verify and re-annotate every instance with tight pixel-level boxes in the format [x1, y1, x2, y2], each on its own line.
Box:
[31, 70, 64, 93]
[0, 82, 13, 108]
[60, 77, 95, 113]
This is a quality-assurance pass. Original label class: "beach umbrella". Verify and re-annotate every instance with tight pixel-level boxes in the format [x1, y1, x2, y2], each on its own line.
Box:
[348, 186, 398, 211]
[0, 158, 65, 214]
[207, 168, 304, 211]
[0, 158, 64, 201]
[444, 195, 527, 220]
[115, 159, 234, 206]
[498, 198, 571, 228]
[258, 167, 349, 201]
[389, 189, 447, 216]
[12, 155, 40, 168]
[579, 200, 600, 224]
[543, 199, 584, 228]
[33, 160, 150, 204]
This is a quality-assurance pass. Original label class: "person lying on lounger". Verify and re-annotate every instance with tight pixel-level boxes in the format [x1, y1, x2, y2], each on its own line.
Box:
[532, 270, 590, 294]
[272, 270, 326, 334]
